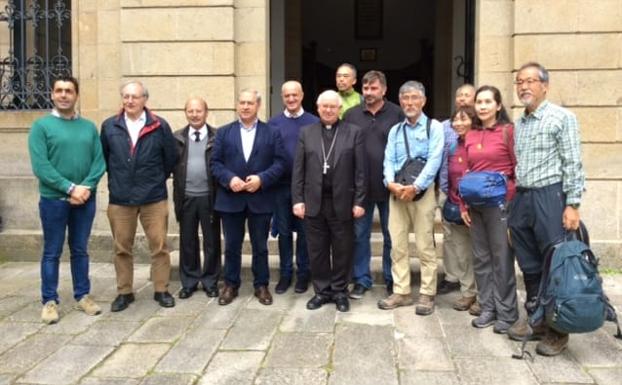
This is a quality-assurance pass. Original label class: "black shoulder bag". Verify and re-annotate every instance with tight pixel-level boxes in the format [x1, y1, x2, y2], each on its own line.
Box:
[393, 118, 432, 201]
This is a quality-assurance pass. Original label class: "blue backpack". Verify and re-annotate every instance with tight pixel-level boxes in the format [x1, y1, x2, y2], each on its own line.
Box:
[514, 230, 622, 360]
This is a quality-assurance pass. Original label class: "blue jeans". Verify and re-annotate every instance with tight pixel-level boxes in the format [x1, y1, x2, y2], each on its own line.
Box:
[39, 196, 96, 304]
[274, 185, 309, 279]
[352, 200, 392, 288]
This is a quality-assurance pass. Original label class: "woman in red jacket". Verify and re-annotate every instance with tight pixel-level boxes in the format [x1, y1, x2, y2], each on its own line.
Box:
[460, 85, 519, 333]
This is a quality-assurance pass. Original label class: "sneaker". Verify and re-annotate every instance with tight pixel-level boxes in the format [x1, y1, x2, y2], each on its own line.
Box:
[493, 320, 514, 334]
[507, 317, 546, 341]
[415, 294, 435, 316]
[471, 311, 496, 328]
[453, 295, 476, 311]
[468, 300, 482, 316]
[76, 295, 102, 316]
[41, 301, 59, 324]
[377, 293, 414, 310]
[437, 279, 460, 295]
[349, 283, 368, 300]
[536, 328, 569, 356]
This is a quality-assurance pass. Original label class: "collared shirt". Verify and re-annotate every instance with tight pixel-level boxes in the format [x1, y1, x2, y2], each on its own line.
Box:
[338, 90, 362, 119]
[239, 119, 258, 162]
[343, 100, 403, 201]
[51, 108, 79, 120]
[439, 119, 459, 194]
[125, 111, 146, 146]
[514, 100, 584, 204]
[383, 113, 444, 191]
[283, 107, 304, 118]
[188, 124, 208, 142]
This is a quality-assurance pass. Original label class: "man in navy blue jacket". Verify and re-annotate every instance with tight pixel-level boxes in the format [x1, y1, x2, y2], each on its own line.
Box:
[101, 80, 177, 312]
[268, 81, 319, 295]
[212, 89, 286, 306]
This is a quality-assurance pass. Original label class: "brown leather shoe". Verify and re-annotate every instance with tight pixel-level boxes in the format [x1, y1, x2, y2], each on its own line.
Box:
[507, 317, 547, 341]
[377, 293, 414, 310]
[254, 285, 273, 306]
[453, 295, 476, 311]
[536, 327, 569, 356]
[415, 294, 435, 316]
[468, 300, 481, 316]
[218, 285, 238, 306]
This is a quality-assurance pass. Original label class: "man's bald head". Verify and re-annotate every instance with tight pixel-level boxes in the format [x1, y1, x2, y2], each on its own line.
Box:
[281, 80, 304, 114]
[184, 97, 209, 129]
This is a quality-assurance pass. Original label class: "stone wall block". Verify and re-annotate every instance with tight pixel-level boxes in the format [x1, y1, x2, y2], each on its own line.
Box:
[582, 180, 618, 239]
[97, 44, 122, 80]
[78, 12, 98, 46]
[514, 34, 621, 70]
[121, 42, 234, 75]
[97, 10, 120, 45]
[121, 0, 233, 7]
[582, 143, 622, 179]
[236, 42, 267, 76]
[234, 7, 266, 42]
[145, 76, 235, 111]
[514, 0, 579, 33]
[577, 0, 622, 31]
[574, 107, 620, 143]
[478, 0, 514, 37]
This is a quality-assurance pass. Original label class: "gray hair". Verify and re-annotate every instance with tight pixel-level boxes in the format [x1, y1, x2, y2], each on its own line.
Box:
[518, 62, 550, 83]
[455, 83, 475, 95]
[399, 81, 426, 97]
[120, 80, 149, 99]
[316, 90, 342, 106]
[239, 88, 262, 104]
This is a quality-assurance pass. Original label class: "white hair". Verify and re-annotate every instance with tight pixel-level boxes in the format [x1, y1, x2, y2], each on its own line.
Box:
[316, 90, 342, 106]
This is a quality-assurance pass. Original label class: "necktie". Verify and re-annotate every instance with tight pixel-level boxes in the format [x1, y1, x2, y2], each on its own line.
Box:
[193, 131, 201, 142]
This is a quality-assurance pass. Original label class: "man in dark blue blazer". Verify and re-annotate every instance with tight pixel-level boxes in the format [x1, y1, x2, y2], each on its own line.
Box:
[211, 89, 286, 306]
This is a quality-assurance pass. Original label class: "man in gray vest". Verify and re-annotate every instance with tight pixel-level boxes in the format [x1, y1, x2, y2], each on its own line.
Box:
[172, 97, 221, 299]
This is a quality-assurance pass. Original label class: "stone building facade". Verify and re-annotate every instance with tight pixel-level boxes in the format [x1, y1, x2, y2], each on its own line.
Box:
[0, 0, 620, 266]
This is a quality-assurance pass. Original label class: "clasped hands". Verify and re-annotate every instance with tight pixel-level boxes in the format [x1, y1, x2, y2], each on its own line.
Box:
[388, 182, 417, 201]
[292, 203, 365, 219]
[229, 175, 262, 193]
[69, 185, 91, 205]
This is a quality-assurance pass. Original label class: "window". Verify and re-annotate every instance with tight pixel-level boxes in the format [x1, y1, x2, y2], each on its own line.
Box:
[0, 0, 71, 110]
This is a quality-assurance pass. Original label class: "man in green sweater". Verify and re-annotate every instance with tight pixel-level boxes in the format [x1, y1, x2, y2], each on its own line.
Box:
[28, 76, 106, 324]
[336, 63, 362, 119]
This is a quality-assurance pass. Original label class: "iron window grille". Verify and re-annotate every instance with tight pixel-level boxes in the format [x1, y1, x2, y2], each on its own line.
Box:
[0, 0, 71, 110]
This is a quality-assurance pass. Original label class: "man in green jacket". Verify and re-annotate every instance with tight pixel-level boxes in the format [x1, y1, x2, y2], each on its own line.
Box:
[28, 76, 106, 324]
[336, 63, 362, 119]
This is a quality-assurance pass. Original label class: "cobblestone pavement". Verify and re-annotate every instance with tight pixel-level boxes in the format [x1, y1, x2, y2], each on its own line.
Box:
[0, 261, 621, 385]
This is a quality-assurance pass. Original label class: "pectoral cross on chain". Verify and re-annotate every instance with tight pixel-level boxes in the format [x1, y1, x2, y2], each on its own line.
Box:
[323, 161, 330, 175]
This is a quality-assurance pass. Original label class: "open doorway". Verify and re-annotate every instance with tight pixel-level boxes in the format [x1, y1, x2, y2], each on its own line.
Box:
[269, 0, 475, 119]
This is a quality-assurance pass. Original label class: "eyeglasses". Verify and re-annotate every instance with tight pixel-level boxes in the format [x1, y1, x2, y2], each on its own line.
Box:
[122, 94, 145, 101]
[514, 78, 542, 86]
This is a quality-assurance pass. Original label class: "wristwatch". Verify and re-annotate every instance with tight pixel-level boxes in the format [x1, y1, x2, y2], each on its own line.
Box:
[568, 203, 580, 209]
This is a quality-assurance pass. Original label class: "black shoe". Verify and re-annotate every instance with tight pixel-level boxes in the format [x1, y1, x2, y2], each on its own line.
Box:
[275, 277, 292, 294]
[110, 293, 134, 312]
[306, 294, 330, 310]
[294, 275, 309, 294]
[334, 295, 350, 312]
[437, 279, 461, 295]
[204, 286, 219, 298]
[154, 291, 175, 308]
[349, 283, 368, 300]
[178, 287, 196, 299]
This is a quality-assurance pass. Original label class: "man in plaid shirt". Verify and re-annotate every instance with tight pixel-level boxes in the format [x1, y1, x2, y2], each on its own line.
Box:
[507, 62, 585, 356]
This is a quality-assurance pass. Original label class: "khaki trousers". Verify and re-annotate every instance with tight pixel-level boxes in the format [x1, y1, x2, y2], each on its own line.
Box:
[388, 185, 438, 296]
[107, 200, 171, 294]
[442, 221, 477, 297]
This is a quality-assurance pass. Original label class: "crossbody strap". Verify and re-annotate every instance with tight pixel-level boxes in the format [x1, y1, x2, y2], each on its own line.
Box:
[399, 117, 433, 162]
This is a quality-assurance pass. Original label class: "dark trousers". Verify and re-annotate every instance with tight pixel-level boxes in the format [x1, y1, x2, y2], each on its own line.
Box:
[304, 196, 354, 298]
[274, 184, 309, 279]
[508, 183, 566, 275]
[220, 210, 271, 288]
[178, 195, 221, 290]
[470, 204, 518, 323]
